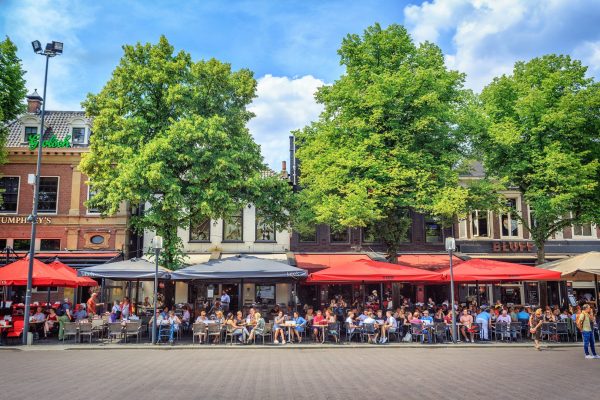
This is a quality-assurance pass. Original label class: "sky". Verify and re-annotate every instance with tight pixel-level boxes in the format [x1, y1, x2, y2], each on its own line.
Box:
[2, 0, 600, 169]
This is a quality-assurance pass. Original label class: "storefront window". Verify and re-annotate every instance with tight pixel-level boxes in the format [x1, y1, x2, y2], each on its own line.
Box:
[223, 210, 243, 241]
[501, 198, 519, 237]
[13, 239, 30, 251]
[330, 227, 349, 243]
[471, 210, 489, 237]
[40, 239, 60, 251]
[425, 216, 443, 243]
[256, 284, 275, 305]
[190, 217, 211, 241]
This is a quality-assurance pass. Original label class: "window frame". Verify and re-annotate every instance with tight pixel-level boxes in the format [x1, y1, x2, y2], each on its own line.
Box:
[329, 226, 350, 244]
[40, 238, 61, 251]
[571, 213, 598, 240]
[471, 210, 491, 238]
[37, 176, 60, 214]
[297, 226, 317, 243]
[24, 126, 38, 143]
[499, 196, 522, 239]
[0, 176, 20, 214]
[222, 209, 244, 242]
[12, 238, 31, 251]
[86, 185, 101, 215]
[71, 126, 87, 145]
[361, 225, 381, 244]
[255, 213, 276, 243]
[424, 216, 444, 244]
[189, 216, 212, 243]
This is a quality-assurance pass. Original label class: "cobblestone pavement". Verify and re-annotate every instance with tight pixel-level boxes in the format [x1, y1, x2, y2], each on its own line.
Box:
[2, 347, 599, 400]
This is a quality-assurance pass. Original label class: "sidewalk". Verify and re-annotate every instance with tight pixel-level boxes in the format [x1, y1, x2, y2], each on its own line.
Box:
[1, 342, 582, 351]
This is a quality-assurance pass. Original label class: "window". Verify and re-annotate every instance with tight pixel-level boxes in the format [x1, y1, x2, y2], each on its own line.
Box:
[0, 177, 19, 213]
[362, 225, 380, 243]
[255, 213, 275, 242]
[24, 126, 38, 142]
[87, 186, 100, 214]
[330, 227, 349, 243]
[458, 218, 468, 239]
[500, 198, 520, 237]
[38, 177, 58, 213]
[90, 235, 105, 245]
[13, 239, 31, 251]
[190, 217, 211, 242]
[32, 286, 58, 293]
[573, 222, 595, 238]
[298, 226, 316, 243]
[425, 216, 443, 243]
[40, 239, 61, 251]
[72, 127, 86, 145]
[223, 210, 243, 241]
[0, 239, 6, 250]
[471, 210, 489, 237]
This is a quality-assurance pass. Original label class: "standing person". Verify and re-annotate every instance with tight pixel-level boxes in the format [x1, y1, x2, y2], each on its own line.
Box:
[475, 308, 492, 341]
[121, 297, 131, 320]
[529, 308, 543, 351]
[221, 291, 230, 313]
[57, 306, 73, 341]
[577, 304, 599, 359]
[86, 293, 103, 316]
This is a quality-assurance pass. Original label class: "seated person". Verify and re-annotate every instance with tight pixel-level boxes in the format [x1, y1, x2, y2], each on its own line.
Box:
[230, 311, 249, 343]
[345, 311, 358, 337]
[291, 311, 306, 343]
[273, 310, 286, 344]
[195, 310, 208, 323]
[419, 310, 434, 343]
[362, 311, 378, 344]
[43, 308, 58, 338]
[30, 306, 46, 337]
[312, 310, 326, 342]
[380, 310, 397, 344]
[167, 310, 181, 344]
[246, 312, 265, 344]
[73, 304, 88, 321]
[460, 309, 475, 343]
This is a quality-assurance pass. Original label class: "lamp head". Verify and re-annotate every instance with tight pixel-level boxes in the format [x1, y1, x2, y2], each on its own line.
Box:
[152, 235, 163, 250]
[445, 237, 456, 252]
[31, 40, 42, 54]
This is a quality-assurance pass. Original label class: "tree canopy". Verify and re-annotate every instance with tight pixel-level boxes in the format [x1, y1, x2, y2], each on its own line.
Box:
[294, 23, 479, 259]
[476, 54, 600, 263]
[80, 36, 292, 268]
[0, 36, 27, 165]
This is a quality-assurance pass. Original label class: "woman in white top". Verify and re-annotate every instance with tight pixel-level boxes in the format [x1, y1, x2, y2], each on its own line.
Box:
[273, 310, 286, 344]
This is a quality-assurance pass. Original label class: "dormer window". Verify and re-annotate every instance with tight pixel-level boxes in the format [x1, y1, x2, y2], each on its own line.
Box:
[72, 127, 86, 145]
[24, 126, 38, 142]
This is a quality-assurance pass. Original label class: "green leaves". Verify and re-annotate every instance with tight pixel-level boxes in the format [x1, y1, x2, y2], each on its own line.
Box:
[80, 36, 291, 268]
[295, 23, 469, 258]
[477, 54, 600, 262]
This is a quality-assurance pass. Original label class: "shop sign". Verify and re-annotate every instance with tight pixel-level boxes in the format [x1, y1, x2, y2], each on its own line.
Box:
[0, 216, 52, 224]
[492, 241, 535, 253]
[28, 134, 71, 151]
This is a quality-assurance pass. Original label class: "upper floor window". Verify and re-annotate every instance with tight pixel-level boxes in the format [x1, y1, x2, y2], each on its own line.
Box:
[0, 177, 19, 213]
[40, 239, 61, 251]
[573, 222, 595, 238]
[223, 209, 243, 241]
[87, 185, 100, 214]
[500, 198, 520, 238]
[425, 216, 443, 243]
[255, 213, 275, 242]
[330, 227, 349, 243]
[471, 210, 490, 238]
[24, 126, 38, 142]
[13, 239, 31, 251]
[72, 127, 86, 145]
[38, 177, 58, 213]
[190, 216, 211, 242]
[0, 239, 6, 250]
[298, 226, 317, 243]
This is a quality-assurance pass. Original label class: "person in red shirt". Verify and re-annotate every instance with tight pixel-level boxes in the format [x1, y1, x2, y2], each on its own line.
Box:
[312, 310, 326, 342]
[86, 292, 104, 316]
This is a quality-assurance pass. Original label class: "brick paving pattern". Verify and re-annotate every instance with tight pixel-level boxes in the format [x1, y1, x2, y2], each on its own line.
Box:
[1, 347, 599, 400]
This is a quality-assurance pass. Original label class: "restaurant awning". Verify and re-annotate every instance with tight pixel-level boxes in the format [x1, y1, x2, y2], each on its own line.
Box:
[295, 254, 373, 271]
[48, 259, 97, 287]
[0, 257, 72, 286]
[306, 256, 443, 283]
[538, 251, 600, 280]
[78, 258, 171, 280]
[170, 255, 307, 281]
[439, 258, 562, 282]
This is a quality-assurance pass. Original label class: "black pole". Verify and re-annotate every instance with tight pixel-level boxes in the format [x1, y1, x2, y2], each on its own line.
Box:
[152, 247, 159, 345]
[23, 54, 50, 344]
[476, 280, 480, 306]
[238, 279, 244, 311]
[135, 279, 140, 316]
[449, 248, 457, 344]
[380, 282, 384, 311]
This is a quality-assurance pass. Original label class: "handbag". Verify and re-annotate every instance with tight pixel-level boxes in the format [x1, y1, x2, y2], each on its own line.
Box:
[402, 332, 412, 342]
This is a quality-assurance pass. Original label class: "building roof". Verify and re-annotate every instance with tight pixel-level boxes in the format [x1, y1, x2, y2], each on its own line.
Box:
[459, 160, 486, 178]
[5, 111, 91, 148]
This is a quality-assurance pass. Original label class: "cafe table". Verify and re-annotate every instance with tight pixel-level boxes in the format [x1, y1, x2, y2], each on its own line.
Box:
[281, 321, 297, 342]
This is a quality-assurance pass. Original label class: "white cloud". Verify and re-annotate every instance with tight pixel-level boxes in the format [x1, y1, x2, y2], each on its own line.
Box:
[4, 0, 96, 110]
[573, 41, 600, 76]
[248, 74, 325, 171]
[404, 0, 600, 91]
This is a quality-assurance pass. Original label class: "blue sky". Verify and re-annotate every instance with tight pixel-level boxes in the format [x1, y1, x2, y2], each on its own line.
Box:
[2, 0, 600, 169]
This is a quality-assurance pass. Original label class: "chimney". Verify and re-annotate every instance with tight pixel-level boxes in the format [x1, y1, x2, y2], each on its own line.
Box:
[26, 89, 43, 114]
[281, 160, 287, 178]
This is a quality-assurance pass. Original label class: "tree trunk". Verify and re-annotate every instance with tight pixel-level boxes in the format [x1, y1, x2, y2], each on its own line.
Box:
[535, 242, 546, 265]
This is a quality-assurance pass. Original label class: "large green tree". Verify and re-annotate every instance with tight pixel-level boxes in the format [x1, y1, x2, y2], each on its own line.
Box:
[294, 24, 480, 260]
[80, 36, 292, 268]
[0, 36, 27, 165]
[476, 55, 600, 263]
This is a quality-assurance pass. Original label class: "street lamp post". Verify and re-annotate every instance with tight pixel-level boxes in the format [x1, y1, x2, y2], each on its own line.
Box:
[22, 40, 63, 345]
[445, 237, 457, 344]
[151, 236, 163, 345]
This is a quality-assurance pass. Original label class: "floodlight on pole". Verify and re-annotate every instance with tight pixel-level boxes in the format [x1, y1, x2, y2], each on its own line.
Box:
[22, 40, 63, 345]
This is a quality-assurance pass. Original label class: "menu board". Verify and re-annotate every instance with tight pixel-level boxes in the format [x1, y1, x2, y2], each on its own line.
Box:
[257, 285, 275, 300]
[528, 288, 539, 305]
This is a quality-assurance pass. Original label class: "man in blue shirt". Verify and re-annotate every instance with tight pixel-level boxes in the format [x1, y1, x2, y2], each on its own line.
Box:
[517, 307, 530, 322]
[475, 308, 492, 340]
[420, 310, 434, 343]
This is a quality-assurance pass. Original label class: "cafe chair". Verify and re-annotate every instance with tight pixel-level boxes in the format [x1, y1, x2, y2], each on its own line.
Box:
[62, 322, 78, 343]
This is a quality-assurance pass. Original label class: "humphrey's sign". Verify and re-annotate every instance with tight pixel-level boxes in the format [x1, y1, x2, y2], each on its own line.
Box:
[28, 134, 71, 151]
[0, 216, 52, 224]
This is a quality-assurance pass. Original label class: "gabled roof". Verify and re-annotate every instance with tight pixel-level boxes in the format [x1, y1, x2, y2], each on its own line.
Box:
[5, 111, 92, 147]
